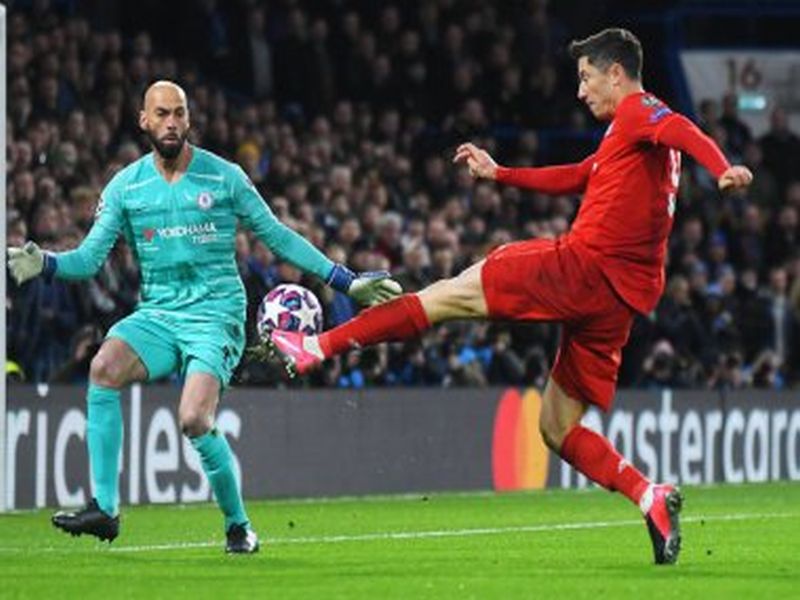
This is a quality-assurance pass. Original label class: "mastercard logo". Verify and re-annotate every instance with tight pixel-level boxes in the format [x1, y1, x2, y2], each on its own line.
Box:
[492, 388, 550, 491]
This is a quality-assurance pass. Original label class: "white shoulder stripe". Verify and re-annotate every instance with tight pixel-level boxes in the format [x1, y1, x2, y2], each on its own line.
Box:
[189, 173, 225, 182]
[124, 176, 160, 191]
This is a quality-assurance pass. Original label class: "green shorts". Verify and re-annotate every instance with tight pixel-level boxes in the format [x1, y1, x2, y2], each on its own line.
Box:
[106, 309, 245, 387]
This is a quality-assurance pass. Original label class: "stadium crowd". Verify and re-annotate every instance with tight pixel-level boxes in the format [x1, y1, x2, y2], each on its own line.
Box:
[6, 0, 800, 389]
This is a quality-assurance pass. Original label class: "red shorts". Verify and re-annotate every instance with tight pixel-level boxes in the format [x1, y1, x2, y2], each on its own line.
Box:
[481, 237, 635, 411]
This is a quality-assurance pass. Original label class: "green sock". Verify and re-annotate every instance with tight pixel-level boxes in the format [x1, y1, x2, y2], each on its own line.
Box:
[190, 429, 249, 531]
[86, 383, 123, 517]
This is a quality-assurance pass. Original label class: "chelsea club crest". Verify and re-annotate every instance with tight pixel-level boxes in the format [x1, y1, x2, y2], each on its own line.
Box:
[197, 191, 214, 210]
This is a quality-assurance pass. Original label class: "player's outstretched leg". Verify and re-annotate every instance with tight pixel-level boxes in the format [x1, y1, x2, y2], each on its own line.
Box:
[269, 293, 431, 377]
[53, 383, 123, 543]
[268, 262, 488, 377]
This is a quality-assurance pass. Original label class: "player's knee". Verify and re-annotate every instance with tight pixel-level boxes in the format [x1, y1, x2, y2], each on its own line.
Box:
[89, 353, 128, 389]
[179, 407, 212, 438]
[450, 274, 486, 317]
[421, 276, 482, 319]
[421, 278, 450, 299]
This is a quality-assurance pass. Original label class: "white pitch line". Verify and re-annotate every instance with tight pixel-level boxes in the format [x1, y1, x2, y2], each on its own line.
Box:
[0, 512, 794, 554]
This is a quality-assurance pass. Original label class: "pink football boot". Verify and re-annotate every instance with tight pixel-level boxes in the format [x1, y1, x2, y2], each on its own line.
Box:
[268, 330, 323, 377]
[642, 484, 683, 565]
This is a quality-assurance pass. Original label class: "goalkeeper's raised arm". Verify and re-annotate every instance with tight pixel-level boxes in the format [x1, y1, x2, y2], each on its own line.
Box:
[231, 165, 402, 306]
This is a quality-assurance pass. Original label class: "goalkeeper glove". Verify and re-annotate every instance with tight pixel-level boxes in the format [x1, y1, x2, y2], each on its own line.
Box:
[327, 264, 403, 306]
[7, 241, 57, 284]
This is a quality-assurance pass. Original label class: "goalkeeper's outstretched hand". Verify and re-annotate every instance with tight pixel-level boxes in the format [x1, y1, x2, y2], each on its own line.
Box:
[327, 264, 402, 306]
[347, 271, 403, 306]
[7, 241, 45, 285]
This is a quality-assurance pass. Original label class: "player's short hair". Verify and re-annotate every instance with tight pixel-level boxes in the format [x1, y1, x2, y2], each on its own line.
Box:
[568, 28, 642, 80]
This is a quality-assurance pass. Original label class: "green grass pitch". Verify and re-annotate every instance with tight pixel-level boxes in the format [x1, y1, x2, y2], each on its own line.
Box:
[1, 483, 797, 599]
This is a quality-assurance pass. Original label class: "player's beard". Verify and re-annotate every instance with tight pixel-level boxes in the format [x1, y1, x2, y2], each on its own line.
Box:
[146, 129, 188, 161]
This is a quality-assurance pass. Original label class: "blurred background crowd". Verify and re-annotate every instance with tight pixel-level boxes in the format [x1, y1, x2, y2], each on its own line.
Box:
[6, 0, 800, 390]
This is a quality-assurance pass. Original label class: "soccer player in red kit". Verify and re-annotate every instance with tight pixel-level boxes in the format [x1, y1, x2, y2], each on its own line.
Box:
[267, 28, 753, 564]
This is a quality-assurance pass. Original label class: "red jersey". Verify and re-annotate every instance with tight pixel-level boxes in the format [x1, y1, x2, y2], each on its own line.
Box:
[570, 92, 682, 313]
[496, 91, 729, 314]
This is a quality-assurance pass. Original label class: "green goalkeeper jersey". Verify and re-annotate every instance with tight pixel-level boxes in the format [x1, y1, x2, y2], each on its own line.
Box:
[55, 146, 334, 324]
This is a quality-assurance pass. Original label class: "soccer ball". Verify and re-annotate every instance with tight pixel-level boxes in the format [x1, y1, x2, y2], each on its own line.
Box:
[256, 283, 324, 338]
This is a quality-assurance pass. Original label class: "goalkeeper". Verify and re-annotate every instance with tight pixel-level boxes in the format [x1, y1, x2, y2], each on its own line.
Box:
[7, 81, 401, 553]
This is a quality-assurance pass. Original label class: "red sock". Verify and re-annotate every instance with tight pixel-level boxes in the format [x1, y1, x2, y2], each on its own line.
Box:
[559, 425, 650, 506]
[319, 295, 431, 357]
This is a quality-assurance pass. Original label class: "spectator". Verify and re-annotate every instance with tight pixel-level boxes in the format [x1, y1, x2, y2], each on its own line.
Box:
[487, 330, 526, 384]
[759, 107, 800, 191]
[697, 97, 719, 133]
[766, 205, 799, 267]
[730, 204, 766, 274]
[764, 267, 797, 380]
[735, 268, 771, 363]
[395, 241, 431, 293]
[718, 93, 752, 157]
[742, 142, 780, 214]
[640, 340, 691, 389]
[232, 6, 272, 99]
[655, 274, 708, 372]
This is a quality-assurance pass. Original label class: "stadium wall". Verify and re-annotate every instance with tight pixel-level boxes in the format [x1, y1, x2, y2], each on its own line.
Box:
[5, 386, 800, 510]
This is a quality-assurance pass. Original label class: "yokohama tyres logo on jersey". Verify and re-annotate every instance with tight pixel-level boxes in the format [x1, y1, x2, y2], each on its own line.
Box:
[142, 222, 218, 244]
[157, 222, 217, 238]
